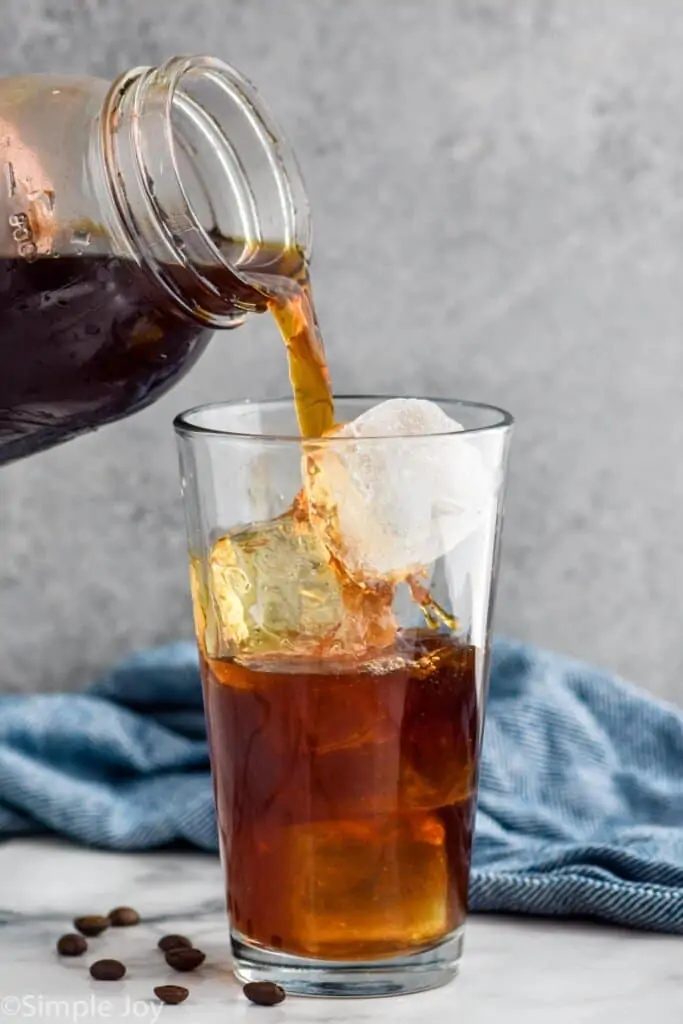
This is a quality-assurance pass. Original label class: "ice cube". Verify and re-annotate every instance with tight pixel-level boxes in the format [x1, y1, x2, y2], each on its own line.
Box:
[205, 513, 343, 658]
[285, 813, 449, 955]
[195, 511, 396, 661]
[304, 398, 493, 580]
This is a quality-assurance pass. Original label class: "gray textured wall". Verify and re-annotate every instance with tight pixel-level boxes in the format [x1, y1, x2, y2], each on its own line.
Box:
[1, 0, 683, 701]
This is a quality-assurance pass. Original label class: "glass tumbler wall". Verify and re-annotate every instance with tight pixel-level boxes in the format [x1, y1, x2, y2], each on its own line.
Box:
[175, 396, 512, 997]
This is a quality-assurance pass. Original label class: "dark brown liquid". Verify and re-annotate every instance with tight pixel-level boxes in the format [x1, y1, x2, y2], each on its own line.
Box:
[0, 248, 332, 466]
[201, 634, 478, 960]
[0, 256, 212, 464]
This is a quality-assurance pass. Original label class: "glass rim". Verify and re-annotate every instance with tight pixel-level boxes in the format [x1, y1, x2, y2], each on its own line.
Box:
[173, 395, 513, 444]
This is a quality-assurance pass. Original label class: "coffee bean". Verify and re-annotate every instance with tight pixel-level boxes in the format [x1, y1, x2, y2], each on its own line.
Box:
[154, 985, 189, 1005]
[56, 933, 87, 957]
[108, 906, 140, 927]
[89, 959, 126, 981]
[73, 915, 110, 937]
[243, 982, 286, 1006]
[164, 947, 206, 972]
[158, 934, 192, 953]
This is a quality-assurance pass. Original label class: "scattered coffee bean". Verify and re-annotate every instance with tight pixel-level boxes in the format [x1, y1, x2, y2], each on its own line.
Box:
[56, 933, 87, 957]
[154, 985, 189, 1005]
[73, 915, 110, 937]
[158, 934, 192, 953]
[164, 947, 206, 972]
[243, 982, 286, 1006]
[108, 906, 140, 927]
[89, 959, 126, 982]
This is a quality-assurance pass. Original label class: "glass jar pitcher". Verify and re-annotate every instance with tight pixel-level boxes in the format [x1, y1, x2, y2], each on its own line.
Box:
[0, 56, 310, 465]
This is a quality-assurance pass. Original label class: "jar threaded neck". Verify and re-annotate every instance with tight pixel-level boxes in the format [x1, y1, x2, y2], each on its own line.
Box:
[97, 55, 310, 327]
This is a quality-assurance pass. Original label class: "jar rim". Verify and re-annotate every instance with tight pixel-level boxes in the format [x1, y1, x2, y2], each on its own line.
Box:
[98, 55, 311, 327]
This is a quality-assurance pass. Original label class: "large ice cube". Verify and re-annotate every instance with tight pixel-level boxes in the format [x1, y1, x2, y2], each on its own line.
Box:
[195, 512, 397, 661]
[284, 813, 449, 956]
[304, 398, 492, 580]
[205, 514, 341, 659]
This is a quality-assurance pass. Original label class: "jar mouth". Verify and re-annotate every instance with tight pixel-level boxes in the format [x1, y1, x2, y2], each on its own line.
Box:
[99, 55, 311, 326]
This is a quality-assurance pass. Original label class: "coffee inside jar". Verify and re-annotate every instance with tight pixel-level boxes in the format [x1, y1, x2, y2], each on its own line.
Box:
[0, 241, 331, 465]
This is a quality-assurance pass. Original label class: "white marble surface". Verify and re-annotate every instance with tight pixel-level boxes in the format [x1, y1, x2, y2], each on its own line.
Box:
[0, 839, 680, 1023]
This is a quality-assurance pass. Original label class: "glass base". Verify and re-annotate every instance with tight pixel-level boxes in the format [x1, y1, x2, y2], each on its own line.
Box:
[232, 929, 464, 998]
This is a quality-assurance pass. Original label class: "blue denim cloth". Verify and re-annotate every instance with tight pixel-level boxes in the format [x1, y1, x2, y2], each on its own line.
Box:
[0, 639, 681, 933]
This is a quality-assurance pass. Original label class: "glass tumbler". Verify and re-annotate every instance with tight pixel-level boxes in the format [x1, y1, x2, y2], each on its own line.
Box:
[174, 396, 512, 997]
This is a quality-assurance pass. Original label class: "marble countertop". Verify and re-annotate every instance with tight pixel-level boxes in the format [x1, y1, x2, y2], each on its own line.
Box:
[0, 839, 679, 1023]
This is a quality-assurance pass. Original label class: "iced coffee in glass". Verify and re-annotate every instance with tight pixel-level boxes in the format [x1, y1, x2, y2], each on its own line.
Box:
[175, 394, 511, 997]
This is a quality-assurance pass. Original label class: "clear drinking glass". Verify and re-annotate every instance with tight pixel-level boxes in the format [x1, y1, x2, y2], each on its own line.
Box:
[174, 396, 512, 997]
